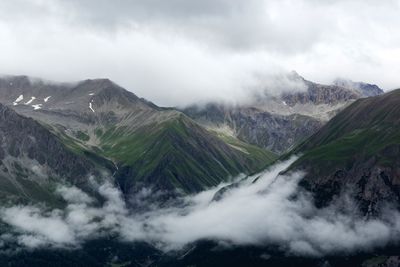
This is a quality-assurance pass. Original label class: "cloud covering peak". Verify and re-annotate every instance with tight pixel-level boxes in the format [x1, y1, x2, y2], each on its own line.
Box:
[0, 0, 398, 106]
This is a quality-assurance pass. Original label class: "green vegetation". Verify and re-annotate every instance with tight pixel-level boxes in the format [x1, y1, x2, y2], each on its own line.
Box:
[75, 130, 90, 141]
[291, 89, 400, 173]
[91, 115, 277, 193]
[214, 131, 277, 171]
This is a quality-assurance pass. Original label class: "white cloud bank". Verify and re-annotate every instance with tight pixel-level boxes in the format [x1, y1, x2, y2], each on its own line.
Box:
[0, 0, 399, 106]
[1, 158, 400, 256]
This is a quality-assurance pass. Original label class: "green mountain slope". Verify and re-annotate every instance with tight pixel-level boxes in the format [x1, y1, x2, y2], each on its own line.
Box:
[0, 76, 277, 196]
[96, 113, 276, 194]
[289, 89, 400, 212]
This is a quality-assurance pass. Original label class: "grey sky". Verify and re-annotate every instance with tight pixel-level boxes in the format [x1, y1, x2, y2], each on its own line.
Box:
[0, 0, 399, 106]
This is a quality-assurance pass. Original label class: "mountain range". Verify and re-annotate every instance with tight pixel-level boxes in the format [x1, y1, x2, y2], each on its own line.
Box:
[1, 73, 398, 267]
[0, 75, 277, 203]
[183, 72, 382, 154]
[0, 73, 387, 204]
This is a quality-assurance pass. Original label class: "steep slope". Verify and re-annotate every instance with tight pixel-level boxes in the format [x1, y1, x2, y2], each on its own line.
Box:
[183, 72, 359, 154]
[289, 89, 400, 213]
[0, 75, 277, 195]
[100, 114, 276, 195]
[0, 103, 108, 204]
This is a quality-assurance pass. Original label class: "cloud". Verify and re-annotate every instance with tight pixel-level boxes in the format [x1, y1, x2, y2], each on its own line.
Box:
[1, 158, 400, 256]
[0, 0, 399, 106]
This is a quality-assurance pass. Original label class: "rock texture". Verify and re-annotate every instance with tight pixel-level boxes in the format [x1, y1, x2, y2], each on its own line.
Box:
[184, 104, 323, 153]
[333, 78, 384, 97]
[183, 72, 360, 154]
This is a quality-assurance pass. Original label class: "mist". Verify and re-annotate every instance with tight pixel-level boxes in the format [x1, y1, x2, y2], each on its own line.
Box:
[1, 158, 399, 257]
[0, 0, 399, 106]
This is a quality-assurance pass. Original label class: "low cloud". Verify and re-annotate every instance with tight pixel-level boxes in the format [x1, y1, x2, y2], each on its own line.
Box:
[1, 158, 400, 256]
[0, 0, 398, 106]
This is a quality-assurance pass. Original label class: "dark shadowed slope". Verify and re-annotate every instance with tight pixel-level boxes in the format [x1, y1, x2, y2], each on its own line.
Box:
[0, 103, 110, 204]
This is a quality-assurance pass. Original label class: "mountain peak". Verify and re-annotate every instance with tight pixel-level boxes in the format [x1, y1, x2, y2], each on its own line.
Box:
[287, 70, 305, 81]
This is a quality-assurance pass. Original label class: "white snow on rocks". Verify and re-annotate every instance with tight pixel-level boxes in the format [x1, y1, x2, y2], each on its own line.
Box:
[32, 104, 42, 110]
[25, 96, 36, 105]
[44, 96, 51, 102]
[13, 95, 24, 106]
[89, 100, 95, 113]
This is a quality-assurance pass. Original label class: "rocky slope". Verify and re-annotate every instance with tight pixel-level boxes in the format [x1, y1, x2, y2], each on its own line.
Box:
[184, 104, 323, 154]
[183, 72, 361, 154]
[0, 75, 276, 197]
[333, 78, 384, 97]
[289, 88, 400, 214]
[0, 102, 110, 204]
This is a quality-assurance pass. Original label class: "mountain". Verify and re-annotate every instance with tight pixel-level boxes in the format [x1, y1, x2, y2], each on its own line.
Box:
[0, 102, 110, 204]
[289, 88, 400, 213]
[333, 78, 384, 97]
[184, 104, 323, 154]
[183, 72, 360, 154]
[0, 75, 276, 197]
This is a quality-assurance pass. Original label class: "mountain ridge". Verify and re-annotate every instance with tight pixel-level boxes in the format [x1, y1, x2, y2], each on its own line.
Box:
[0, 75, 277, 198]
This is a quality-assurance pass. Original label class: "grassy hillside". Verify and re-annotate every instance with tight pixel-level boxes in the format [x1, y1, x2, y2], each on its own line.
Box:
[95, 114, 277, 194]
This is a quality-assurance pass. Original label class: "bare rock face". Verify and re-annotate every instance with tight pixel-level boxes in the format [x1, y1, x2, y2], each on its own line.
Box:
[183, 72, 361, 154]
[281, 81, 360, 106]
[184, 104, 323, 154]
[333, 78, 384, 97]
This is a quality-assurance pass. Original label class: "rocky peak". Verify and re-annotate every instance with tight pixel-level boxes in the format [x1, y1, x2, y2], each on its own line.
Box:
[281, 78, 361, 106]
[333, 78, 384, 97]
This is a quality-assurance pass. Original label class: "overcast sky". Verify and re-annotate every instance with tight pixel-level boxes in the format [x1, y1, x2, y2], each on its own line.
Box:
[0, 0, 399, 106]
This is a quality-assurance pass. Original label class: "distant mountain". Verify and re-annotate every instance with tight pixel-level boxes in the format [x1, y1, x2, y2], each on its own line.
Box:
[333, 78, 384, 97]
[183, 72, 360, 154]
[281, 72, 361, 106]
[0, 75, 276, 198]
[184, 103, 323, 154]
[289, 88, 400, 214]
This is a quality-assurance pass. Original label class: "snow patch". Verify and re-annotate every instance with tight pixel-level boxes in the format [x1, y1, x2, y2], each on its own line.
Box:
[88, 93, 94, 96]
[44, 96, 51, 102]
[25, 96, 36, 105]
[32, 104, 42, 110]
[89, 101, 95, 113]
[13, 95, 24, 105]
[282, 101, 287, 106]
